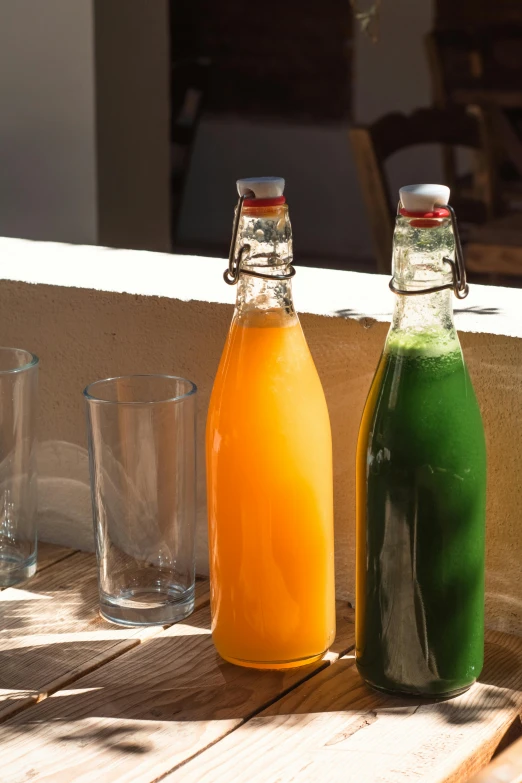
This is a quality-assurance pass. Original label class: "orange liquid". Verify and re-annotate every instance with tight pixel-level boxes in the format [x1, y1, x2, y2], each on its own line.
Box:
[206, 310, 335, 668]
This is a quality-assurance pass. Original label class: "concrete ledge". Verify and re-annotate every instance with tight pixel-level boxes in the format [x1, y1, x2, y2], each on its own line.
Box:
[0, 237, 520, 635]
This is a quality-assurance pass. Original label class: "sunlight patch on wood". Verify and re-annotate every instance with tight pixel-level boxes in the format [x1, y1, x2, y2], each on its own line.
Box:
[0, 589, 52, 602]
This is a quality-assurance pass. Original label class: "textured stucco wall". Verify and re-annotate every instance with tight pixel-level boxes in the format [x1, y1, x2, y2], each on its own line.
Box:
[0, 271, 520, 635]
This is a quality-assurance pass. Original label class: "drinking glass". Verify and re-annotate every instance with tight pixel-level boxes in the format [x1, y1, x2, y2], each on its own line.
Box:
[84, 375, 197, 625]
[0, 348, 39, 586]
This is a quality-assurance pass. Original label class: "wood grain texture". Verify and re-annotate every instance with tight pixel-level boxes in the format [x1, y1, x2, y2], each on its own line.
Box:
[0, 543, 74, 594]
[165, 630, 522, 783]
[0, 552, 210, 721]
[0, 601, 354, 783]
[36, 542, 76, 573]
[467, 734, 522, 782]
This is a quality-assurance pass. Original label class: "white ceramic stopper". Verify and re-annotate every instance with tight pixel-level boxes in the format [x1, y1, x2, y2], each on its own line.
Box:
[237, 177, 285, 199]
[399, 184, 450, 212]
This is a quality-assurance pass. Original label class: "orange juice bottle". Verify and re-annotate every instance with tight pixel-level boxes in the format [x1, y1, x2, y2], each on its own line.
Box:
[206, 177, 336, 669]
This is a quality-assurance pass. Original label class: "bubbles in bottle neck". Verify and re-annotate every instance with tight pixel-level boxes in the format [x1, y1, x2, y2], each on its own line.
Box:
[233, 203, 295, 317]
[235, 204, 293, 275]
[391, 215, 455, 293]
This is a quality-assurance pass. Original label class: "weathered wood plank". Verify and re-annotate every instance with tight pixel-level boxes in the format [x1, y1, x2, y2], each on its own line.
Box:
[0, 602, 354, 783]
[36, 542, 76, 573]
[164, 630, 522, 783]
[0, 552, 210, 721]
[467, 734, 522, 783]
[0, 543, 75, 594]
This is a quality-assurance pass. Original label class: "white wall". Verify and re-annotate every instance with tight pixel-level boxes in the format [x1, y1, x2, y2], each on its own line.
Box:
[0, 0, 97, 244]
[355, 0, 434, 122]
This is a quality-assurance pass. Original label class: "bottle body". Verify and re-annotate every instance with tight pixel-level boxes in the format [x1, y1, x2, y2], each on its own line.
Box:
[206, 200, 335, 668]
[356, 214, 486, 697]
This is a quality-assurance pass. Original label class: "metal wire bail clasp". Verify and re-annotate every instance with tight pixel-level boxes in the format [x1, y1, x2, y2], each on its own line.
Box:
[389, 201, 469, 299]
[223, 194, 296, 285]
[442, 203, 469, 300]
[224, 195, 250, 285]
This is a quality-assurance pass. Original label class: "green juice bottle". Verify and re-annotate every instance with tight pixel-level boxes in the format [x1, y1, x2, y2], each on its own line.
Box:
[356, 184, 486, 698]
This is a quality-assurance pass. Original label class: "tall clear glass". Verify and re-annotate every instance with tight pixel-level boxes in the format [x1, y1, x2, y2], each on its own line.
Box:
[0, 348, 39, 587]
[84, 375, 197, 626]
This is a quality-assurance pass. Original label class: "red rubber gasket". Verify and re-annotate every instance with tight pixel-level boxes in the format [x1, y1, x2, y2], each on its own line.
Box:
[399, 207, 450, 218]
[243, 196, 286, 207]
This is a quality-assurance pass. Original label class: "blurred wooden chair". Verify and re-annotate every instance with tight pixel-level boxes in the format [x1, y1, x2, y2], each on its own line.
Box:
[425, 29, 482, 109]
[349, 106, 500, 274]
[426, 28, 522, 207]
[425, 29, 482, 193]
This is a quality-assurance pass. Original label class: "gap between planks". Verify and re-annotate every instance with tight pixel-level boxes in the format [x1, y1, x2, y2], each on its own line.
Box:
[0, 548, 211, 724]
[0, 542, 78, 594]
[0, 600, 355, 783]
[36, 542, 80, 573]
[151, 632, 357, 783]
[0, 578, 211, 723]
[2, 550, 521, 783]
[158, 629, 522, 783]
[150, 622, 358, 783]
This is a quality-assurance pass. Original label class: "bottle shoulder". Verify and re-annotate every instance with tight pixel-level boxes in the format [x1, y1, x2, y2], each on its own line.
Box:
[359, 340, 485, 457]
[207, 311, 330, 426]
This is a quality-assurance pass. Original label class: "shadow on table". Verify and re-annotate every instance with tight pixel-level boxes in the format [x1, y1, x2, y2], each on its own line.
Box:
[0, 612, 520, 783]
[1, 563, 521, 776]
[1, 618, 520, 730]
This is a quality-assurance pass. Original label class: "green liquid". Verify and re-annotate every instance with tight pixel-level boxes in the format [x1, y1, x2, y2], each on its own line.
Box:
[356, 334, 486, 697]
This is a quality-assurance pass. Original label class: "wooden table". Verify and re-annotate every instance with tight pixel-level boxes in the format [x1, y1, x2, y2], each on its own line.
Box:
[0, 544, 521, 783]
[466, 212, 522, 277]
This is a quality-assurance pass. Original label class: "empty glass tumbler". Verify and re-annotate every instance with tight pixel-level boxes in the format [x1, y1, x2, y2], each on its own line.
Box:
[84, 375, 197, 625]
[0, 348, 39, 587]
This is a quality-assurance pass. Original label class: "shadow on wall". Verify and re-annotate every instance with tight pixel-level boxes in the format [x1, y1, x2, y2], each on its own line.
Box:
[36, 440, 209, 571]
[37, 440, 94, 552]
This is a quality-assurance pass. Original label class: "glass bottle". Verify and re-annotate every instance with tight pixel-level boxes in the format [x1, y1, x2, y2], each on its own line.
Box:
[356, 184, 486, 697]
[206, 177, 336, 669]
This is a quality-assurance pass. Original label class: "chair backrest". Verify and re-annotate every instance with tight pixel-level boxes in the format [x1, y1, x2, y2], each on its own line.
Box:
[349, 106, 499, 274]
[425, 30, 483, 107]
[426, 27, 522, 200]
[426, 26, 522, 100]
[481, 25, 522, 90]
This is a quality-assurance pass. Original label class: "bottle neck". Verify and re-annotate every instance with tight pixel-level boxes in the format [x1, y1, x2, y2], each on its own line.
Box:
[390, 289, 456, 337]
[233, 203, 295, 321]
[388, 215, 458, 349]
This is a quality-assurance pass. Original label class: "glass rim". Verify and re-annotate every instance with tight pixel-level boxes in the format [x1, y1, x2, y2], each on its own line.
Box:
[0, 347, 39, 375]
[83, 374, 197, 406]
